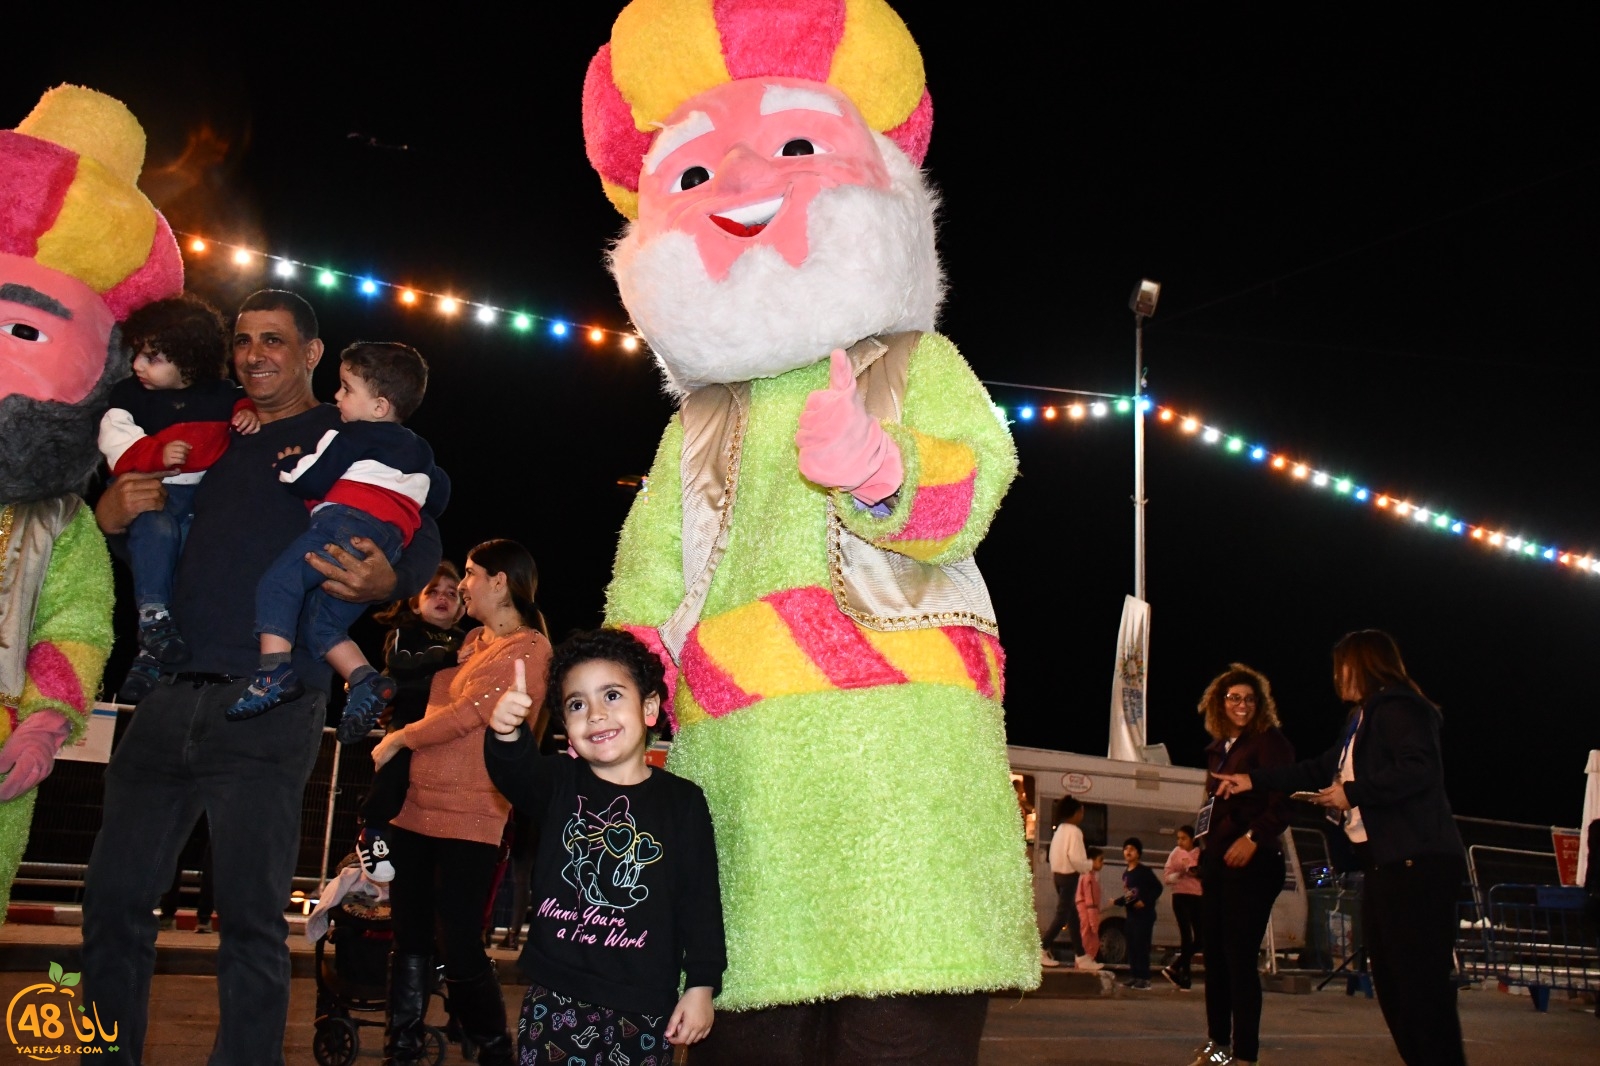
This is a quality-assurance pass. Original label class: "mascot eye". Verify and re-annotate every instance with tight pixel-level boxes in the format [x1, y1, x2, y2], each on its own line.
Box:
[2, 322, 46, 342]
[779, 139, 816, 157]
[674, 166, 712, 192]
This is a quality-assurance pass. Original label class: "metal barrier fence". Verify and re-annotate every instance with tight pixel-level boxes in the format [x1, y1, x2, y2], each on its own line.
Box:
[1456, 884, 1600, 1011]
[18, 725, 378, 902]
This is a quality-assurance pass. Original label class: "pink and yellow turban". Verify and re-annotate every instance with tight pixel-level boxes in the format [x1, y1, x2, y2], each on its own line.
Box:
[0, 85, 182, 321]
[583, 0, 933, 218]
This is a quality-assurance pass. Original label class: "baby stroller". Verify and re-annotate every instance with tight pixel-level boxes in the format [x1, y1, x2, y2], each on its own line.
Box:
[311, 865, 461, 1066]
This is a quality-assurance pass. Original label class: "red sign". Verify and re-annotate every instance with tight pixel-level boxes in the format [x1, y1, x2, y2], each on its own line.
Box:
[1552, 829, 1582, 886]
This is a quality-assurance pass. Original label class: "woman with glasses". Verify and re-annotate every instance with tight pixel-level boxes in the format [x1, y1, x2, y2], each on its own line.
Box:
[1216, 631, 1466, 1066]
[1186, 664, 1294, 1066]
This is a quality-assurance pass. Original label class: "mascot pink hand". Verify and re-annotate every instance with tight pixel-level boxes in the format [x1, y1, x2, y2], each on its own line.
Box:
[0, 711, 72, 802]
[795, 350, 904, 506]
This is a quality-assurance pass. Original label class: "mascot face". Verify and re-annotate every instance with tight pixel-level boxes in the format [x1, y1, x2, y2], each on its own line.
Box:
[612, 80, 941, 395]
[635, 78, 891, 282]
[0, 251, 116, 405]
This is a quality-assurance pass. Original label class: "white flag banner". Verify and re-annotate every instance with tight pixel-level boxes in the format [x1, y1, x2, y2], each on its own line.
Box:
[1108, 595, 1150, 762]
[1579, 749, 1600, 887]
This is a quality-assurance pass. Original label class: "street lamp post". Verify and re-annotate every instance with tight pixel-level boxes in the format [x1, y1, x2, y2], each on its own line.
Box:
[1130, 279, 1160, 602]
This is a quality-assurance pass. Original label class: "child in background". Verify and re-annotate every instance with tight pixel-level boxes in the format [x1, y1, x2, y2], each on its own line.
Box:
[486, 629, 726, 1062]
[1162, 824, 1203, 990]
[98, 294, 258, 702]
[1075, 846, 1105, 967]
[351, 562, 467, 881]
[1113, 837, 1163, 989]
[228, 342, 448, 729]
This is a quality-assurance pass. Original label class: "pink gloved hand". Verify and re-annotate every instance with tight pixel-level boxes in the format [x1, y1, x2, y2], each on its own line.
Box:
[0, 710, 72, 802]
[794, 349, 904, 506]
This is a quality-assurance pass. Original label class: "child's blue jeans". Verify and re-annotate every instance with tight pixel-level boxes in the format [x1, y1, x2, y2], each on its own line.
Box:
[254, 503, 403, 660]
[127, 481, 199, 609]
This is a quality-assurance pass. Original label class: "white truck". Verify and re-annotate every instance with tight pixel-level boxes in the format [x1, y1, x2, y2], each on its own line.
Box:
[1011, 746, 1334, 966]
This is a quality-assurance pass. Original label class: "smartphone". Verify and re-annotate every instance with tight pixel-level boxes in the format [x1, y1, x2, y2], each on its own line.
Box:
[1290, 790, 1322, 802]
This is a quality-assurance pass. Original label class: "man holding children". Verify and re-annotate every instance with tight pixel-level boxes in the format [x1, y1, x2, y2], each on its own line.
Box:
[82, 290, 442, 1064]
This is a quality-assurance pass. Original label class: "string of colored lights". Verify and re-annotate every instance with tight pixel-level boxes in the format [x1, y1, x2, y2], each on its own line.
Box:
[988, 395, 1600, 578]
[177, 233, 643, 352]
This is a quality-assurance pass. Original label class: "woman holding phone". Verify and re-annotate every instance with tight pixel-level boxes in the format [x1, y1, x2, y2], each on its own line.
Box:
[1214, 631, 1466, 1066]
[1189, 664, 1294, 1066]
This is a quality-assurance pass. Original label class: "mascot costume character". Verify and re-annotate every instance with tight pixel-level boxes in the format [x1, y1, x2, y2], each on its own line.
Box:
[584, 2, 1038, 1060]
[0, 85, 183, 915]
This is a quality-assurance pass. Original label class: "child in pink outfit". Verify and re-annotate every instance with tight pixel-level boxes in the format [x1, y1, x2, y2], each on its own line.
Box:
[1075, 847, 1105, 966]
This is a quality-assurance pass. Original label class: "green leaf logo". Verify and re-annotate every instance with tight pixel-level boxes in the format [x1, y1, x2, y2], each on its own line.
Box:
[61, 972, 81, 987]
[48, 961, 63, 983]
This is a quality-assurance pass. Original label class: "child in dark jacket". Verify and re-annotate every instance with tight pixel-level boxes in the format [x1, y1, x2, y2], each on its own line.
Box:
[98, 295, 258, 701]
[1113, 836, 1163, 989]
[351, 562, 467, 881]
[485, 629, 725, 1062]
[228, 342, 448, 730]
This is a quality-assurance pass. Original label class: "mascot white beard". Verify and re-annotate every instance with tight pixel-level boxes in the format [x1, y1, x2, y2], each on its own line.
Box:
[609, 135, 943, 395]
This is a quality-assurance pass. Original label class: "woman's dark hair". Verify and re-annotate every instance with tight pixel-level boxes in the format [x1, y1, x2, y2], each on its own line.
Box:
[1054, 796, 1082, 824]
[1332, 629, 1425, 704]
[467, 539, 548, 637]
[1177, 825, 1196, 839]
[1197, 662, 1281, 739]
[1085, 846, 1103, 861]
[121, 293, 228, 386]
[373, 561, 460, 628]
[545, 629, 669, 717]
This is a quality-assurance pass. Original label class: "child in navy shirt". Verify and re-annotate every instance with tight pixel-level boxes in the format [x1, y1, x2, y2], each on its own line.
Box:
[228, 341, 448, 733]
[486, 629, 725, 1065]
[97, 294, 257, 701]
[1113, 836, 1163, 989]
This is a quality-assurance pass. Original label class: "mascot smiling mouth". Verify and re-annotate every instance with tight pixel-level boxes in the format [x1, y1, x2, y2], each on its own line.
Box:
[709, 195, 785, 238]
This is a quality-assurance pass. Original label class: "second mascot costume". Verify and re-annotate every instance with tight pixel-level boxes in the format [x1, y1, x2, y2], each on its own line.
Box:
[0, 86, 183, 915]
[584, 2, 1039, 1060]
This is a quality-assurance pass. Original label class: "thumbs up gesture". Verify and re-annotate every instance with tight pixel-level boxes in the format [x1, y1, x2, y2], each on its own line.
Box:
[490, 657, 536, 739]
[795, 349, 904, 505]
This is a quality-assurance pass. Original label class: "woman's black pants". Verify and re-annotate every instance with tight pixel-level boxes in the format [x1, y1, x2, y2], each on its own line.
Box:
[385, 825, 501, 980]
[1171, 892, 1202, 977]
[1364, 853, 1467, 1066]
[1201, 847, 1283, 1062]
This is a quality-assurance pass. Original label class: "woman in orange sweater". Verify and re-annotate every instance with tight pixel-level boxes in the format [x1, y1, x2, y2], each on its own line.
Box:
[371, 539, 551, 1066]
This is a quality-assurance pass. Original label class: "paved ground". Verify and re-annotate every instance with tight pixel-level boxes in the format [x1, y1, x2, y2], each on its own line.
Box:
[3, 924, 1596, 1064]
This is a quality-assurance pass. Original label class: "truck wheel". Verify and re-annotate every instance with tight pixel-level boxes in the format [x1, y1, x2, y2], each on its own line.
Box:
[1098, 917, 1127, 966]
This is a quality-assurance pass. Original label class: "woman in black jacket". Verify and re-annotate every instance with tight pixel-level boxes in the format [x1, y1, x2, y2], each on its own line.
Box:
[1188, 664, 1294, 1066]
[1216, 630, 1466, 1066]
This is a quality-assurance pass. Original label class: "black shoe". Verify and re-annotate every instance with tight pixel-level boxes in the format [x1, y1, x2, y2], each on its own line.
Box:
[116, 653, 163, 704]
[385, 953, 432, 1065]
[446, 966, 512, 1066]
[338, 673, 399, 744]
[227, 664, 304, 722]
[138, 612, 191, 665]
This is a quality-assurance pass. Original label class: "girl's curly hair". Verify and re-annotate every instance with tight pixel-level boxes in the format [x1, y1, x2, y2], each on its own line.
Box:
[546, 628, 668, 718]
[120, 293, 228, 386]
[1196, 662, 1281, 739]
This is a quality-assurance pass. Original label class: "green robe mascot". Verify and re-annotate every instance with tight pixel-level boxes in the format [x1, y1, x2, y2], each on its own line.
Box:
[582, 2, 1039, 1059]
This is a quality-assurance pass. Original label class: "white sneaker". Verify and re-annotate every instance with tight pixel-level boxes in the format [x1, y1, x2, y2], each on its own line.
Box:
[1074, 955, 1105, 971]
[1040, 949, 1061, 968]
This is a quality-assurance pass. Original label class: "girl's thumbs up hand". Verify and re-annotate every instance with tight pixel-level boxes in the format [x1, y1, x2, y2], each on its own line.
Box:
[491, 658, 535, 738]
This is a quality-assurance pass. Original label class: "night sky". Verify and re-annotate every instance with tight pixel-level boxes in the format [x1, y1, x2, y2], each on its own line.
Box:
[9, 9, 1597, 826]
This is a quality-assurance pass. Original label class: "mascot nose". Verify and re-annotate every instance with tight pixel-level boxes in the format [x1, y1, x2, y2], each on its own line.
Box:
[714, 144, 778, 196]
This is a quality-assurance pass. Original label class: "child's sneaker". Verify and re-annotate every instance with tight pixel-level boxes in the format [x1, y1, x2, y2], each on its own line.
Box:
[337, 673, 399, 744]
[137, 612, 191, 665]
[356, 827, 395, 883]
[227, 664, 304, 721]
[116, 653, 163, 705]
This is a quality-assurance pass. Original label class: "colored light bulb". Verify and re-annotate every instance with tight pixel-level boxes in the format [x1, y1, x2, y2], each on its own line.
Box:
[551, 322, 568, 336]
[513, 314, 532, 331]
[359, 279, 378, 296]
[189, 238, 207, 253]
[318, 271, 337, 287]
